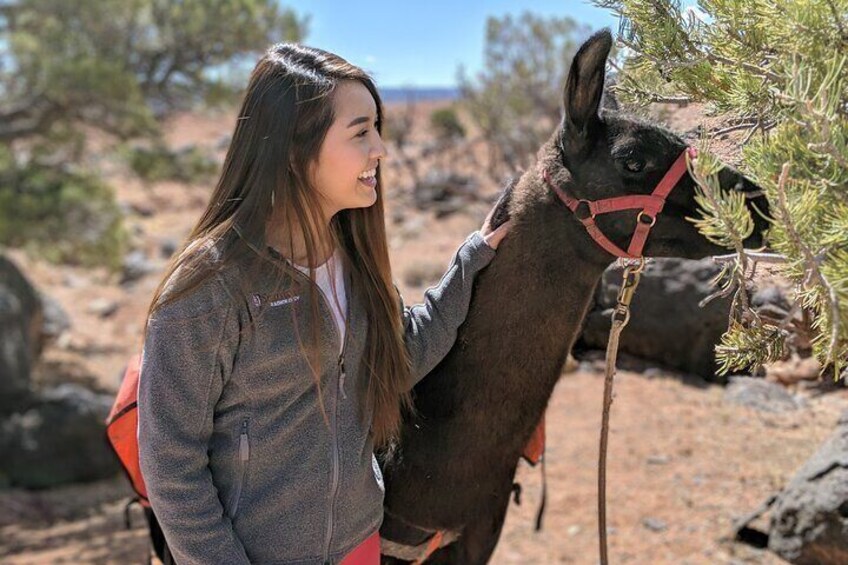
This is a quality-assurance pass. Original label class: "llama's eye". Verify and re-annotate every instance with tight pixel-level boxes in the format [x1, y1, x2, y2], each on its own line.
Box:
[624, 158, 644, 172]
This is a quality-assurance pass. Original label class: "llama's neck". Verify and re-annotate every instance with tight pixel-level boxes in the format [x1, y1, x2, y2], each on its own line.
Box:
[464, 179, 613, 395]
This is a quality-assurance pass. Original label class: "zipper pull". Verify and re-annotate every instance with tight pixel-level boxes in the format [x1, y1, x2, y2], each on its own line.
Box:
[239, 420, 250, 461]
[339, 355, 347, 400]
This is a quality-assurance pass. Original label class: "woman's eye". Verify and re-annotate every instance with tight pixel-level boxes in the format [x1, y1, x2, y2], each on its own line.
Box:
[624, 158, 644, 172]
[357, 122, 379, 138]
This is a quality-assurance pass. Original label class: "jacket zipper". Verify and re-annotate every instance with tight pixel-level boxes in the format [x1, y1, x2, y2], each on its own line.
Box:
[230, 419, 250, 518]
[276, 258, 351, 564]
[323, 309, 350, 563]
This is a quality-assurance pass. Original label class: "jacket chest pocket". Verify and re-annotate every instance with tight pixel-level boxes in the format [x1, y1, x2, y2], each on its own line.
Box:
[251, 292, 332, 360]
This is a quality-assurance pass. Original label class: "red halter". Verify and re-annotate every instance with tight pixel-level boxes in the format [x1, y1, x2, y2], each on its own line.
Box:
[543, 147, 698, 259]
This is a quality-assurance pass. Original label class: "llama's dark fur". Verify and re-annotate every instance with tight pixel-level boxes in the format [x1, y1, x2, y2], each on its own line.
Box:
[379, 29, 769, 565]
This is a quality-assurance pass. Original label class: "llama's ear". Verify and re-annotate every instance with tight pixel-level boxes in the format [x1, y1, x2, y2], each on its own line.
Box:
[562, 29, 612, 139]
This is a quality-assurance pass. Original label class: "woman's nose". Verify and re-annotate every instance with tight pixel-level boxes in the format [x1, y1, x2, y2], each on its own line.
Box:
[372, 135, 388, 160]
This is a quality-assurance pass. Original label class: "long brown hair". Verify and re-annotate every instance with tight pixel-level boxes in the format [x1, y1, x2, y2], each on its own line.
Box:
[146, 44, 412, 446]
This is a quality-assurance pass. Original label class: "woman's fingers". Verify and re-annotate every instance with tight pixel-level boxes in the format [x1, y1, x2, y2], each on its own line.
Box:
[482, 219, 513, 250]
[481, 205, 496, 234]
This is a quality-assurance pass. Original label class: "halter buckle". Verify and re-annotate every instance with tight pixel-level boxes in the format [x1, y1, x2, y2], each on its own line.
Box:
[574, 200, 595, 221]
[637, 211, 656, 227]
[612, 304, 631, 325]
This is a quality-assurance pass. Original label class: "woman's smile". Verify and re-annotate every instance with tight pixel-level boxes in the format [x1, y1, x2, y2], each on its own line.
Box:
[358, 167, 378, 188]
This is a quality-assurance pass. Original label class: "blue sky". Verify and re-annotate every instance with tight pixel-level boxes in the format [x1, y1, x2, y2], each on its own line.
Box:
[284, 1, 619, 87]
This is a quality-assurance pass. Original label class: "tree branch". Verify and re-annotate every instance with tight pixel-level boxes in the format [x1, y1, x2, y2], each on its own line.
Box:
[607, 57, 692, 104]
[774, 163, 841, 366]
[0, 100, 63, 142]
[824, 0, 847, 40]
[713, 252, 788, 265]
[704, 51, 782, 83]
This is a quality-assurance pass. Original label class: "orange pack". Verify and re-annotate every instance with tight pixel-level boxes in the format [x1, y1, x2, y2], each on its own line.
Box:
[105, 354, 149, 505]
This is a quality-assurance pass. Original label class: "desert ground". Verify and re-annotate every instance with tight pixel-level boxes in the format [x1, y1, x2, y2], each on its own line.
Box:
[2, 100, 844, 564]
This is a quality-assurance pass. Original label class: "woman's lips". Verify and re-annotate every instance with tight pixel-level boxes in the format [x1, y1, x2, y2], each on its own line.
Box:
[358, 176, 377, 188]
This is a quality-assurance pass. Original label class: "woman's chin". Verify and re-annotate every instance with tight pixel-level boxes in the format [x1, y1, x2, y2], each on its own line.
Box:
[356, 187, 378, 207]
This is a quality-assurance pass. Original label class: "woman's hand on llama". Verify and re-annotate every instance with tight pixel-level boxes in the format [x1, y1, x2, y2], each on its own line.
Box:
[480, 202, 513, 250]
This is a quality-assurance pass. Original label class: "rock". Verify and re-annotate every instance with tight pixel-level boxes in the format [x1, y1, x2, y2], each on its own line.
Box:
[724, 377, 804, 412]
[398, 216, 425, 239]
[86, 298, 119, 318]
[0, 255, 41, 413]
[40, 383, 113, 417]
[39, 292, 71, 342]
[403, 261, 446, 288]
[767, 356, 822, 385]
[56, 332, 73, 350]
[129, 222, 146, 238]
[62, 273, 88, 289]
[159, 238, 179, 259]
[120, 250, 156, 284]
[434, 195, 467, 218]
[752, 285, 793, 312]
[412, 170, 479, 216]
[576, 258, 734, 381]
[647, 454, 671, 465]
[772, 411, 848, 563]
[390, 208, 406, 225]
[129, 202, 155, 217]
[216, 133, 232, 151]
[643, 517, 668, 532]
[0, 384, 119, 489]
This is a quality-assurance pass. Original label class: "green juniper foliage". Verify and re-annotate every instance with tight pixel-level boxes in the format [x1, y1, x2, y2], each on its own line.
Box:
[594, 0, 847, 378]
[126, 143, 219, 184]
[0, 146, 127, 269]
[0, 0, 305, 268]
[430, 107, 467, 143]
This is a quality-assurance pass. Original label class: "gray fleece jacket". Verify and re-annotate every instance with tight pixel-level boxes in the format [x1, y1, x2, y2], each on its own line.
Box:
[138, 231, 495, 565]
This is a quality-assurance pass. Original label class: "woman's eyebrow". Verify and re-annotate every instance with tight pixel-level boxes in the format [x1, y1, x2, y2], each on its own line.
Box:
[346, 115, 375, 128]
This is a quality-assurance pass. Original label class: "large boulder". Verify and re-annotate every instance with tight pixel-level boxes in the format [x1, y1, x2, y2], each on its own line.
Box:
[0, 255, 42, 412]
[724, 376, 805, 412]
[0, 383, 119, 489]
[576, 258, 733, 381]
[766, 409, 848, 564]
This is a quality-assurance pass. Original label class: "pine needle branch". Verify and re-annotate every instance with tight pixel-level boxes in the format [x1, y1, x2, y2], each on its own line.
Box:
[774, 163, 841, 367]
[607, 58, 692, 104]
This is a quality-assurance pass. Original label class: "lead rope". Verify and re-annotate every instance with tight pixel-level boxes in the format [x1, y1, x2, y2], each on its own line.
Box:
[598, 258, 645, 565]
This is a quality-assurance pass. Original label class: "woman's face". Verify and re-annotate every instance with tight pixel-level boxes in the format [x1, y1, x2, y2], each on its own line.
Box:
[310, 80, 387, 219]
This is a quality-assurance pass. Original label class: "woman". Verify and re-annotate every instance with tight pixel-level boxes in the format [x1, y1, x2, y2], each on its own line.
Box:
[138, 43, 511, 565]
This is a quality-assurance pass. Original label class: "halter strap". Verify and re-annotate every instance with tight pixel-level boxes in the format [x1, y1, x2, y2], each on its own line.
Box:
[543, 147, 697, 259]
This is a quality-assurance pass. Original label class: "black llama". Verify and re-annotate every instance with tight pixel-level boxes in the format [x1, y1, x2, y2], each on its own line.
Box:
[379, 30, 770, 565]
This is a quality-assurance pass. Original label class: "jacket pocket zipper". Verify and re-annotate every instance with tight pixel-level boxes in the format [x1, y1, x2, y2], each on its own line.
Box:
[230, 419, 250, 519]
[338, 354, 347, 400]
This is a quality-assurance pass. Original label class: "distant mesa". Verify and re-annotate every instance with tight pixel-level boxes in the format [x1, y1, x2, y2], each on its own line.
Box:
[378, 86, 460, 104]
